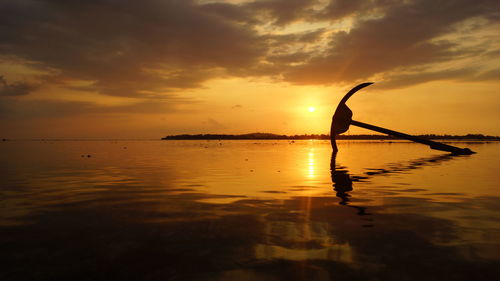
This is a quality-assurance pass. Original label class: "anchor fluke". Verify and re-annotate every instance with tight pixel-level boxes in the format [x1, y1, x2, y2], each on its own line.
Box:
[331, 82, 373, 136]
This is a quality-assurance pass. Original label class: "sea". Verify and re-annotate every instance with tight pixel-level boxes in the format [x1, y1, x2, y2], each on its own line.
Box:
[1, 140, 499, 280]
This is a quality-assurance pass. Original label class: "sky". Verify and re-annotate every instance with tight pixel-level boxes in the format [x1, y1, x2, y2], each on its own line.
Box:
[1, 0, 499, 138]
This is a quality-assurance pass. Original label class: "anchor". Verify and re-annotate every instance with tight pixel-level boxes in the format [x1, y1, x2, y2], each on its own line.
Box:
[330, 82, 474, 155]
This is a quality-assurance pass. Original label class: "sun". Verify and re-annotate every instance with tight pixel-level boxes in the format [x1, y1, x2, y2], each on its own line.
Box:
[308, 106, 316, 112]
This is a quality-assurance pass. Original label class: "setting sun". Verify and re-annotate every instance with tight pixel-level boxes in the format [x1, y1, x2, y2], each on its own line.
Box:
[308, 106, 316, 112]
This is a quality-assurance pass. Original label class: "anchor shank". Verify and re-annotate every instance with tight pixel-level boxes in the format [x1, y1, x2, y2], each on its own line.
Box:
[350, 120, 473, 154]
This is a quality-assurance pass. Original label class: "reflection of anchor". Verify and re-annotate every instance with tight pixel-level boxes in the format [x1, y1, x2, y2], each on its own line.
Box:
[329, 151, 465, 219]
[330, 152, 370, 216]
[330, 82, 474, 155]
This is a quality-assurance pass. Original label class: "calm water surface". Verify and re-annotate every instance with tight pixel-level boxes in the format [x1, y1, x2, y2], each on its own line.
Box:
[1, 140, 499, 280]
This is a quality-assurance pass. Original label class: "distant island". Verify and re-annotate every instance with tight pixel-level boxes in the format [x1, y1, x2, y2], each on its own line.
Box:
[162, 133, 500, 140]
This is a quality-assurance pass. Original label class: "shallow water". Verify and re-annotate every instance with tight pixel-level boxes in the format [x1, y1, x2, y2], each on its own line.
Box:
[1, 140, 499, 280]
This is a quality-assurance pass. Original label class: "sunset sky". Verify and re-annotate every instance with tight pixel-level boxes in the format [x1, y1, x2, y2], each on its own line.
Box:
[1, 0, 499, 138]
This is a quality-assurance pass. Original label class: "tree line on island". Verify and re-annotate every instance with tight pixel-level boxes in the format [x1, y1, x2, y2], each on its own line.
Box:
[162, 133, 499, 140]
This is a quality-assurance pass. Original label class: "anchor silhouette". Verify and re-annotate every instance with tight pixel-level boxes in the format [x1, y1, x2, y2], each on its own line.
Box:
[330, 82, 474, 155]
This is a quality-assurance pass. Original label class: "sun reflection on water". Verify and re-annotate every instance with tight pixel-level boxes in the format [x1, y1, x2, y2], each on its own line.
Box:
[307, 148, 315, 179]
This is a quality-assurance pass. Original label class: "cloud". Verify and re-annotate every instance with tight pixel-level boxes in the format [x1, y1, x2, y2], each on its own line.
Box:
[473, 68, 500, 81]
[283, 0, 500, 85]
[377, 68, 478, 89]
[0, 0, 499, 99]
[245, 0, 318, 25]
[0, 98, 195, 119]
[199, 1, 256, 24]
[0, 76, 37, 96]
[319, 0, 374, 19]
[378, 67, 500, 89]
[0, 0, 265, 98]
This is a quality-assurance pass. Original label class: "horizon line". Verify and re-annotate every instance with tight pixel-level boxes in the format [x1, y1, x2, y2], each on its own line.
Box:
[2, 133, 499, 141]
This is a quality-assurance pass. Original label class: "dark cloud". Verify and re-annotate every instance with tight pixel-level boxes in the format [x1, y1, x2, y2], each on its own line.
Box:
[0, 0, 498, 100]
[0, 76, 37, 96]
[266, 52, 312, 64]
[379, 67, 500, 89]
[0, 0, 265, 97]
[320, 0, 376, 19]
[485, 48, 500, 58]
[263, 29, 325, 64]
[245, 0, 318, 25]
[284, 0, 500, 85]
[473, 68, 500, 81]
[199, 2, 256, 24]
[378, 68, 477, 89]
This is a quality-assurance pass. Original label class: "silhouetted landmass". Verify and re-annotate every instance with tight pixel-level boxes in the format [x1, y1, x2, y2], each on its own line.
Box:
[162, 133, 500, 140]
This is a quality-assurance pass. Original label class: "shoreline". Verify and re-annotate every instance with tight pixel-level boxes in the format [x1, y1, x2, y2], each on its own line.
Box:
[162, 133, 500, 141]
